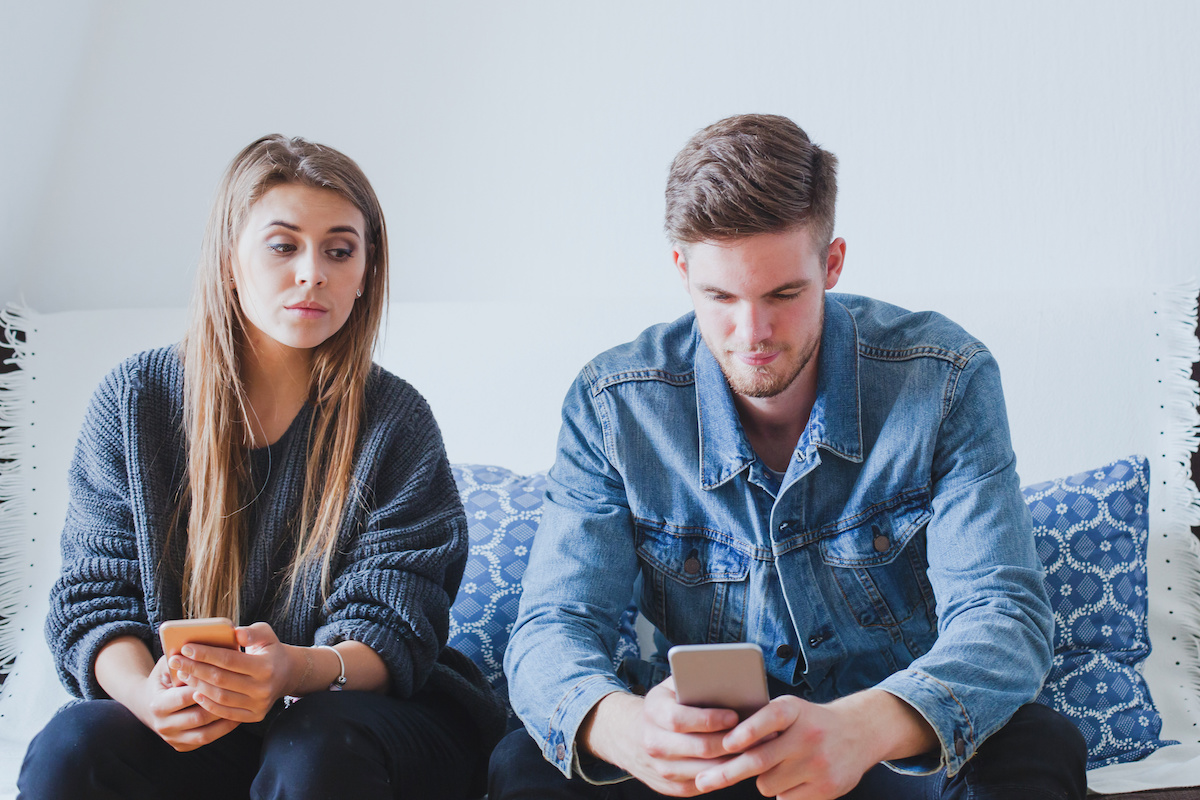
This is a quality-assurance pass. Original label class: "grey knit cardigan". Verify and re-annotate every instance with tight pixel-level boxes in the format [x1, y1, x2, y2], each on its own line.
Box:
[46, 346, 506, 748]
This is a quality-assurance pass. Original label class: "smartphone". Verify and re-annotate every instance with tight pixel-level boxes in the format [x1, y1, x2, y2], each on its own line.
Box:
[158, 617, 238, 684]
[667, 642, 770, 720]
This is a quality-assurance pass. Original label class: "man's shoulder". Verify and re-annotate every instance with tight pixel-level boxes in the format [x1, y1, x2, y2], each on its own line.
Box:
[582, 312, 699, 392]
[832, 293, 987, 365]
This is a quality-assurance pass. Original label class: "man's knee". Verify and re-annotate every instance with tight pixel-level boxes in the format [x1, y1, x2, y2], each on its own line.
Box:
[964, 703, 1087, 799]
[489, 729, 573, 799]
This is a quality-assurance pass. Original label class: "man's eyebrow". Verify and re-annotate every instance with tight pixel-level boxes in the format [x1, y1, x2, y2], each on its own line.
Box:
[695, 279, 812, 295]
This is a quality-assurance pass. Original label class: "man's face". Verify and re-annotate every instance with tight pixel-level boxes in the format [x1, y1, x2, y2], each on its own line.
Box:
[675, 227, 844, 399]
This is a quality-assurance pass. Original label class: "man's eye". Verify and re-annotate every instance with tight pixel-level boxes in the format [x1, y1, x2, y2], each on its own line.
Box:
[267, 242, 296, 254]
[774, 292, 800, 300]
[709, 293, 732, 302]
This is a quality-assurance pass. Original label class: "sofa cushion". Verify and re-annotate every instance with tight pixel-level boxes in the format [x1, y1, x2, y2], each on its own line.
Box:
[448, 464, 639, 729]
[1027, 455, 1176, 768]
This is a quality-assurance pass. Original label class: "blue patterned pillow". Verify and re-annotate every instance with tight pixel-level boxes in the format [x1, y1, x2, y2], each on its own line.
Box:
[448, 464, 640, 729]
[1025, 456, 1176, 768]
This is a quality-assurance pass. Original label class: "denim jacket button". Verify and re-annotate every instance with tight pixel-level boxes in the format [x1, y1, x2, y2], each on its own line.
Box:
[556, 743, 567, 761]
[775, 644, 794, 660]
[873, 535, 890, 553]
[684, 557, 701, 575]
[808, 635, 823, 647]
[954, 735, 966, 757]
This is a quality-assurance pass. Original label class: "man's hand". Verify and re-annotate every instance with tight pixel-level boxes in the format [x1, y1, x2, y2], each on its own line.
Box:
[169, 622, 295, 723]
[693, 689, 937, 799]
[581, 676, 740, 796]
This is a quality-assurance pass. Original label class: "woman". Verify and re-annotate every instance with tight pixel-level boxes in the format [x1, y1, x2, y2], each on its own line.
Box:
[18, 135, 505, 799]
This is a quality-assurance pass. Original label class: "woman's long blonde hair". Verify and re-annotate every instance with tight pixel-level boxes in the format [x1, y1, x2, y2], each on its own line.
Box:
[177, 135, 389, 622]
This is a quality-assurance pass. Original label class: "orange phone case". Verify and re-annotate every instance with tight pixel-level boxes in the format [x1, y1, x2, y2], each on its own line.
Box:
[158, 617, 238, 684]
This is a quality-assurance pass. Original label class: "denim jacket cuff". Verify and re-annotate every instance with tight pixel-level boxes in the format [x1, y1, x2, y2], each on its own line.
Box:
[875, 669, 976, 776]
[539, 674, 630, 781]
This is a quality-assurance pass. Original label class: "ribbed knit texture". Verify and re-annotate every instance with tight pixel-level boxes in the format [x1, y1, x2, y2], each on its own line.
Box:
[45, 346, 506, 751]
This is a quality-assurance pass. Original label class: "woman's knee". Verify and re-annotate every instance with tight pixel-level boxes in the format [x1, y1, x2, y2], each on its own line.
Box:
[18, 701, 154, 798]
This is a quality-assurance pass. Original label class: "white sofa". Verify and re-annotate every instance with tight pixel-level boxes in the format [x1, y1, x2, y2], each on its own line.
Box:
[1, 287, 1197, 796]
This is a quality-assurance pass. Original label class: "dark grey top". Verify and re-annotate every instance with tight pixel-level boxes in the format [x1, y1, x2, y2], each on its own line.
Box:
[46, 345, 505, 748]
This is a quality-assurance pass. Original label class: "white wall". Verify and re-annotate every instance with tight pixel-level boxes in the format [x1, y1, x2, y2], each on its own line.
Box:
[2, 0, 1198, 314]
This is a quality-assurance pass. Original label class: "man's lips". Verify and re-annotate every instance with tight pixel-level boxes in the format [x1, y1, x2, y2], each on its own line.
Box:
[736, 351, 780, 366]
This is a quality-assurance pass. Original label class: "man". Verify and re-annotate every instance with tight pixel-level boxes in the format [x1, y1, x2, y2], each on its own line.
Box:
[490, 114, 1087, 799]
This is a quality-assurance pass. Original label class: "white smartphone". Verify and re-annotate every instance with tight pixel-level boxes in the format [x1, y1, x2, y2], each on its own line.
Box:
[667, 642, 770, 720]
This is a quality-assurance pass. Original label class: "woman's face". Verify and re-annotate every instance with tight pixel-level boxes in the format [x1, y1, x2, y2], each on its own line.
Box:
[232, 183, 368, 352]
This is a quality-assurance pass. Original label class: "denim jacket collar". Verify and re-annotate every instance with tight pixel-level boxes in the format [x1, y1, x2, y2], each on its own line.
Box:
[696, 295, 863, 491]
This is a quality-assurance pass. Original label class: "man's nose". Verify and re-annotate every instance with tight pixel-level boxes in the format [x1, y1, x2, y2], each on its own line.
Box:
[736, 302, 771, 345]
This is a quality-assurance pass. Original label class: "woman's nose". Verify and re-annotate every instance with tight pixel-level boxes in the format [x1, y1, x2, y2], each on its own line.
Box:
[294, 249, 326, 286]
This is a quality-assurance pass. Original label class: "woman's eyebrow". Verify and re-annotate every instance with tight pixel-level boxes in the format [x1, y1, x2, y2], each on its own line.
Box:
[260, 221, 361, 238]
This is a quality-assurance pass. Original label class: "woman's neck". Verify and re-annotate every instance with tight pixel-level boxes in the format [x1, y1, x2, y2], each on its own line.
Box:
[241, 333, 312, 448]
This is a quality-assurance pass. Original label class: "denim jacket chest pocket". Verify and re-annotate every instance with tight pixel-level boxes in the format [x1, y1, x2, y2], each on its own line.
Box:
[635, 521, 751, 646]
[817, 494, 937, 633]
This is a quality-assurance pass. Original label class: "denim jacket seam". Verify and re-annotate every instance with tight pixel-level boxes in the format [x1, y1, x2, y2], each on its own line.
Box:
[772, 486, 931, 555]
[591, 368, 695, 395]
[546, 674, 627, 770]
[632, 516, 772, 561]
[911, 667, 977, 753]
[857, 343, 970, 368]
[941, 345, 990, 421]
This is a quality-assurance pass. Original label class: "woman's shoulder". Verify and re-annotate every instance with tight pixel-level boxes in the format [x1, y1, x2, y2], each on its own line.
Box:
[89, 345, 183, 407]
[364, 363, 436, 428]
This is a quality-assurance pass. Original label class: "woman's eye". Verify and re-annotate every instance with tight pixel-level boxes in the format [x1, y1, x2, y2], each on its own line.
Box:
[326, 248, 354, 260]
[267, 242, 296, 254]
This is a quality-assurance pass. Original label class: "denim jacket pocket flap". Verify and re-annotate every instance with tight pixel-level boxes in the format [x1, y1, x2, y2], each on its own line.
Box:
[818, 495, 932, 568]
[635, 523, 751, 587]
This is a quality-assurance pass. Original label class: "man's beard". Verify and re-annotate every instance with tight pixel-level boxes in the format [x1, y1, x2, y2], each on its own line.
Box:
[710, 306, 823, 399]
[716, 339, 818, 398]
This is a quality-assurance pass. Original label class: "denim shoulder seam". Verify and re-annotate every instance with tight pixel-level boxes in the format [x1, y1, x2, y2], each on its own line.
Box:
[858, 341, 983, 370]
[941, 345, 990, 421]
[590, 368, 695, 395]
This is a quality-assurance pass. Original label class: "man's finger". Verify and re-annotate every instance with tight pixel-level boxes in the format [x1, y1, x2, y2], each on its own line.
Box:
[694, 739, 784, 793]
[723, 700, 795, 751]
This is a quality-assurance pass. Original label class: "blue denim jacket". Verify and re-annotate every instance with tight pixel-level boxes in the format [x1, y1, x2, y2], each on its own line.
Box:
[505, 293, 1052, 781]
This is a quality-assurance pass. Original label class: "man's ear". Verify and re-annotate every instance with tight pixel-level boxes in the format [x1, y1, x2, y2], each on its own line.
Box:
[824, 237, 847, 291]
[672, 244, 689, 287]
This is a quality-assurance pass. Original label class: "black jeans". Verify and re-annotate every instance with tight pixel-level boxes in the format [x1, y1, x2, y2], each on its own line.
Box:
[18, 689, 483, 800]
[488, 703, 1088, 800]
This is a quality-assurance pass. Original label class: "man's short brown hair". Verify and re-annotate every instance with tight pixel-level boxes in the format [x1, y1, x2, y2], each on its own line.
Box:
[664, 114, 839, 248]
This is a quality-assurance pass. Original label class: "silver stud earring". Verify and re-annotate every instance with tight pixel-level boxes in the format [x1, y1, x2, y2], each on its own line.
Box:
[356, 289, 363, 298]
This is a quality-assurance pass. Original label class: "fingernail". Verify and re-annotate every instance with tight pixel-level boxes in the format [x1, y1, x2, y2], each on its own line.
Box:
[168, 657, 179, 669]
[181, 645, 194, 658]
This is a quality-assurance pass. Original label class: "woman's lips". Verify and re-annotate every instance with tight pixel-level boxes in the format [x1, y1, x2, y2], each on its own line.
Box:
[285, 303, 328, 319]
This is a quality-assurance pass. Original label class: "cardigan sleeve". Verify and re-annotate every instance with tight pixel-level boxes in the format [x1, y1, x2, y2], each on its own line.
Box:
[45, 366, 153, 700]
[312, 386, 469, 699]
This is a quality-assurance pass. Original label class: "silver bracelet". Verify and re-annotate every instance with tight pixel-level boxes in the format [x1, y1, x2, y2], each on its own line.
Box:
[318, 645, 347, 691]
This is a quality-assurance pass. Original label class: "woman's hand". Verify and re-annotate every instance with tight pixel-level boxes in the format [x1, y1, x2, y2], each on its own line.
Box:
[95, 637, 239, 752]
[170, 622, 298, 723]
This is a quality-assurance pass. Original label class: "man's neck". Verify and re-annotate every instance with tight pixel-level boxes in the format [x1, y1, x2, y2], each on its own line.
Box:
[733, 365, 819, 473]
